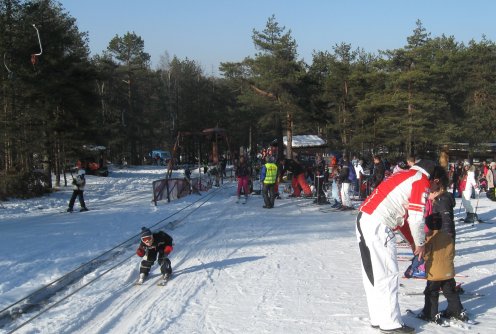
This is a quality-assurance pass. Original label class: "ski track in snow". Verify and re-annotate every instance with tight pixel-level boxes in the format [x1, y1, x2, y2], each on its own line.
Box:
[1, 165, 496, 333]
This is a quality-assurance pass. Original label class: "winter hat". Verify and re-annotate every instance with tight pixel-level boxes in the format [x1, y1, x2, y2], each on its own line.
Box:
[414, 159, 436, 179]
[397, 161, 407, 170]
[140, 227, 152, 239]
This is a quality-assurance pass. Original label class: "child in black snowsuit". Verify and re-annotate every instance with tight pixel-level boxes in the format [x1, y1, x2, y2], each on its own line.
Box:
[136, 227, 173, 284]
[420, 166, 468, 325]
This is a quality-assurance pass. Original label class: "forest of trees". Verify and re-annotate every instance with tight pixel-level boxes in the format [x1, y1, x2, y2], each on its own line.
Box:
[1, 0, 496, 198]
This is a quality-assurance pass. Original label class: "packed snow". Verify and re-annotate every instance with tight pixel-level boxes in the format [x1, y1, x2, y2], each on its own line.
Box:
[0, 165, 495, 334]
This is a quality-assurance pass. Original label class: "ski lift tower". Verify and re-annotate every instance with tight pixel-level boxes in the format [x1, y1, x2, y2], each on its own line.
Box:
[202, 127, 231, 164]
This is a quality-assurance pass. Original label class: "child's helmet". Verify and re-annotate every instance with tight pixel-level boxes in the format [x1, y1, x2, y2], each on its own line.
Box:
[78, 169, 86, 176]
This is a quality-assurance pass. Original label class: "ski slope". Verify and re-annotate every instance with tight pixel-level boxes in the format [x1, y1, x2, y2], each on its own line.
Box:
[1, 166, 495, 333]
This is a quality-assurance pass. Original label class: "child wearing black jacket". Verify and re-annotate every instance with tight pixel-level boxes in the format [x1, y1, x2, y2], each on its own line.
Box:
[419, 166, 468, 325]
[136, 227, 173, 284]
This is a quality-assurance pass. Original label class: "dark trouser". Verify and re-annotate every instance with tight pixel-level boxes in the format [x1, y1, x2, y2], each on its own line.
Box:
[69, 190, 86, 209]
[315, 176, 327, 203]
[140, 249, 172, 276]
[422, 278, 463, 319]
[452, 181, 458, 197]
[262, 183, 275, 208]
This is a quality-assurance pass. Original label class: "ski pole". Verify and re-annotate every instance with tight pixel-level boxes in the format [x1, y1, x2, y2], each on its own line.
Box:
[473, 189, 481, 224]
[458, 196, 463, 215]
[474, 190, 480, 213]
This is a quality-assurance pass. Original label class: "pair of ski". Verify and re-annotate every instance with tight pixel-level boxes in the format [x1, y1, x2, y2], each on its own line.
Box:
[457, 217, 491, 224]
[236, 197, 247, 204]
[405, 309, 479, 328]
[402, 289, 483, 298]
[135, 274, 172, 287]
[319, 206, 356, 213]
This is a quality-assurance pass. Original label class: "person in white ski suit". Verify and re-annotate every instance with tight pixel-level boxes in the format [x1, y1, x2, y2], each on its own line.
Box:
[459, 162, 480, 223]
[356, 159, 435, 333]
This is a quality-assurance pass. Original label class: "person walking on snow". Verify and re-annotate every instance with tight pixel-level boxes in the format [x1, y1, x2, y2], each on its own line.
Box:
[136, 227, 174, 284]
[260, 156, 278, 208]
[67, 168, 88, 212]
[356, 159, 436, 333]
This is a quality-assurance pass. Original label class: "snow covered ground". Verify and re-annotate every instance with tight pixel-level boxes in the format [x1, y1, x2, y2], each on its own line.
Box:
[0, 165, 495, 334]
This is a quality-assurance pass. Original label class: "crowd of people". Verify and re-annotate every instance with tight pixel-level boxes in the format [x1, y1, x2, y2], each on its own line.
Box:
[229, 151, 493, 332]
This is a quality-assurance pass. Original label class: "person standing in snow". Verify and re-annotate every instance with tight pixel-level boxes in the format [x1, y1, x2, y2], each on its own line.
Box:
[329, 161, 342, 208]
[458, 161, 480, 224]
[67, 168, 89, 212]
[136, 227, 174, 284]
[356, 159, 436, 333]
[353, 158, 364, 198]
[313, 153, 329, 204]
[338, 157, 352, 210]
[370, 155, 385, 191]
[235, 155, 251, 202]
[260, 156, 278, 208]
[418, 166, 469, 325]
[486, 162, 496, 201]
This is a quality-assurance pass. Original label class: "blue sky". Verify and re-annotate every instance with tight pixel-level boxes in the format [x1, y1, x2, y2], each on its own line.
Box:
[61, 0, 496, 75]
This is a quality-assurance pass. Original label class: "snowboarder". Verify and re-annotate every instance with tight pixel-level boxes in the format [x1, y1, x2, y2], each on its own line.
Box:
[136, 227, 173, 284]
[417, 166, 469, 325]
[67, 168, 88, 212]
[356, 159, 436, 333]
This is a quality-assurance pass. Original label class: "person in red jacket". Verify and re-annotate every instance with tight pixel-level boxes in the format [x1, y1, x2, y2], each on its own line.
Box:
[136, 227, 174, 284]
[356, 159, 436, 333]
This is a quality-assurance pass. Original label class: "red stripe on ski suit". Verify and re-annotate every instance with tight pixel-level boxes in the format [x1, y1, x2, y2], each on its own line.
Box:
[359, 167, 430, 246]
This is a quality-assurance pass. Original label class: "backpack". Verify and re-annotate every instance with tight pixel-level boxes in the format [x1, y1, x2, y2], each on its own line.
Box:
[348, 162, 357, 182]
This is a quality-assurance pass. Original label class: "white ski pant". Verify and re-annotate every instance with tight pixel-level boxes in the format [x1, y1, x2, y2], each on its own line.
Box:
[340, 182, 351, 207]
[356, 212, 403, 330]
[461, 187, 474, 213]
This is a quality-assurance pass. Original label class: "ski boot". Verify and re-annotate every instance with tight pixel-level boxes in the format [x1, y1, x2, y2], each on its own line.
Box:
[463, 212, 475, 224]
[137, 273, 147, 285]
[453, 310, 469, 322]
[379, 324, 415, 333]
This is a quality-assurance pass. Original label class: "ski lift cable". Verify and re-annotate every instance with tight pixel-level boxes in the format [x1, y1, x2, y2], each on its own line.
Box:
[32, 24, 42, 56]
[3, 53, 12, 74]
[2, 186, 228, 333]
